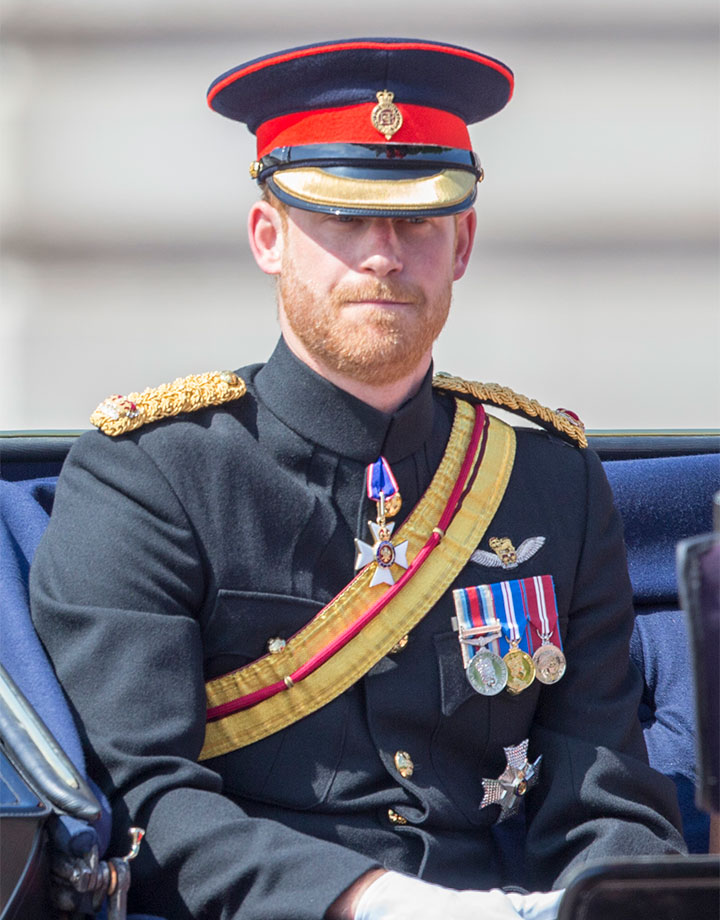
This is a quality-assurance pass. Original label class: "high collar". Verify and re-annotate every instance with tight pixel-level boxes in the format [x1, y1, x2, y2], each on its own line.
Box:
[253, 338, 437, 464]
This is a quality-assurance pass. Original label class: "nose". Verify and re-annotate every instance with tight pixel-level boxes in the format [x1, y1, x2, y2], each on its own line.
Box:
[358, 220, 404, 276]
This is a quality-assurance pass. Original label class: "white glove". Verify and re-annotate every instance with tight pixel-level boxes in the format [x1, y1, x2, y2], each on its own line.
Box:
[507, 889, 565, 920]
[355, 870, 564, 920]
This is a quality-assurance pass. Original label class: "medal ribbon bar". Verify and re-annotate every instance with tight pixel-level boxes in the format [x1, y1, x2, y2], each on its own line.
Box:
[453, 585, 503, 668]
[519, 575, 563, 653]
[461, 577, 563, 659]
[495, 580, 530, 654]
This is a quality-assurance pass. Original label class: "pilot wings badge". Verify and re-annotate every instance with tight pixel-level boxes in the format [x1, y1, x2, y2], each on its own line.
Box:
[471, 536, 545, 571]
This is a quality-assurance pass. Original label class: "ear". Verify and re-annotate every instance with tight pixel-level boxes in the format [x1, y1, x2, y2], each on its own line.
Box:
[248, 200, 285, 275]
[452, 207, 477, 281]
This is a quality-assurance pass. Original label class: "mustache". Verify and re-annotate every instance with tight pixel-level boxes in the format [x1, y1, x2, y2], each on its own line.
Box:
[333, 281, 425, 305]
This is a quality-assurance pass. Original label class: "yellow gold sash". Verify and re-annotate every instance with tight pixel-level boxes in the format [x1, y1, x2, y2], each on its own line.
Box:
[200, 400, 515, 760]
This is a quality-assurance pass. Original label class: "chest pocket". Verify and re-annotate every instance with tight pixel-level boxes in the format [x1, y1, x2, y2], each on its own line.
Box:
[430, 630, 539, 826]
[203, 590, 349, 809]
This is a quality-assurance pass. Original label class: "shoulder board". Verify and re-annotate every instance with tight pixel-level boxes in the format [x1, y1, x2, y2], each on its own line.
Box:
[433, 373, 587, 448]
[90, 371, 246, 437]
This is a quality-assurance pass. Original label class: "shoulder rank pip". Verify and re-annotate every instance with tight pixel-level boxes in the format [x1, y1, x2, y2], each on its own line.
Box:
[90, 371, 246, 437]
[433, 374, 587, 448]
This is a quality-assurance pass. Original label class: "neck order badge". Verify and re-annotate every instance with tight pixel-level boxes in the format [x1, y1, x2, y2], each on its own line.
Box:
[355, 457, 408, 587]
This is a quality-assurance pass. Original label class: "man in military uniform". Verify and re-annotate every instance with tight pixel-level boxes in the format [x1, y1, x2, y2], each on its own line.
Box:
[30, 39, 685, 920]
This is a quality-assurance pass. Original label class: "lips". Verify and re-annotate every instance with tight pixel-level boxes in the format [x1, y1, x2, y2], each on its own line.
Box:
[346, 298, 415, 306]
[336, 282, 424, 308]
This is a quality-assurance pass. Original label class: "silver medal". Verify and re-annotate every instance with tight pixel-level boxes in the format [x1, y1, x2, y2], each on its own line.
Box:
[466, 648, 508, 696]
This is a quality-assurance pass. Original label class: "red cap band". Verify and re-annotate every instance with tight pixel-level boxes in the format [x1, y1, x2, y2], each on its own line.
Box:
[256, 103, 471, 159]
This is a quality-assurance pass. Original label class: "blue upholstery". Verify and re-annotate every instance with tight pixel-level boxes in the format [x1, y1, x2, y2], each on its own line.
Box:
[1, 475, 163, 920]
[605, 452, 720, 852]
[1, 449, 718, 866]
[604, 453, 718, 605]
[0, 476, 112, 857]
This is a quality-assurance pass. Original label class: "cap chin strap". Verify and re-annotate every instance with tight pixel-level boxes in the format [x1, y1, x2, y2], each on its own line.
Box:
[252, 142, 482, 183]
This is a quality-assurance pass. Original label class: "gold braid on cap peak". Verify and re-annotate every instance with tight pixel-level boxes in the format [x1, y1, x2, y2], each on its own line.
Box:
[433, 373, 587, 448]
[90, 371, 246, 437]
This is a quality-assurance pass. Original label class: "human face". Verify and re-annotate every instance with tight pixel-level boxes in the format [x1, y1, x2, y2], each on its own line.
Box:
[275, 207, 474, 386]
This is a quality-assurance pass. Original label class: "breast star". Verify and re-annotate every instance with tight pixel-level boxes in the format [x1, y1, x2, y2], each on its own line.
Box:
[480, 738, 542, 822]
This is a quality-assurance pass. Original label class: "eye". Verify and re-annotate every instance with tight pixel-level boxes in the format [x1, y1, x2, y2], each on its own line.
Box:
[334, 214, 356, 223]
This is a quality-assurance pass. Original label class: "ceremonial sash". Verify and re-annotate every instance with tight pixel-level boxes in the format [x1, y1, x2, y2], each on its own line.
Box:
[200, 399, 516, 760]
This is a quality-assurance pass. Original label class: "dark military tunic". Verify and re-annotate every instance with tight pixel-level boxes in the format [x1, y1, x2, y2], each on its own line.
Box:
[30, 338, 685, 920]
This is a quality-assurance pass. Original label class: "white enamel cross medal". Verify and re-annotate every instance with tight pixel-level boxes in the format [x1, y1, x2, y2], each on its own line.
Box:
[355, 457, 408, 587]
[355, 518, 409, 587]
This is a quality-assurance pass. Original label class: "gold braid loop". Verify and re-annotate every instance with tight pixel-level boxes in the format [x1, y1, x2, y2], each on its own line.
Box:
[433, 374, 587, 448]
[90, 371, 246, 437]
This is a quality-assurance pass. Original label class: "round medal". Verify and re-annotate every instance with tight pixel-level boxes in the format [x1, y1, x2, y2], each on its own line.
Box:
[533, 644, 567, 685]
[504, 647, 536, 694]
[466, 649, 508, 696]
[383, 492, 402, 518]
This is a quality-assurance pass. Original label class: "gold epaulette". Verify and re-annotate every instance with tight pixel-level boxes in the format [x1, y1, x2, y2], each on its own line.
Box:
[432, 373, 587, 448]
[90, 371, 246, 436]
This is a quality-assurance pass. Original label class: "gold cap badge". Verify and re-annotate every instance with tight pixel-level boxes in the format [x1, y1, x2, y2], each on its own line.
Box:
[371, 90, 403, 141]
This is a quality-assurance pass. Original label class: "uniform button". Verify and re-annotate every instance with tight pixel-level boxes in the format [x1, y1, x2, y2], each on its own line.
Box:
[387, 808, 408, 826]
[394, 750, 414, 778]
[219, 370, 241, 386]
[388, 635, 409, 654]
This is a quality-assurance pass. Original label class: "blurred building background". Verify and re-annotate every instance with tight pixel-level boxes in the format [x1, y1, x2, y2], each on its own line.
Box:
[1, 0, 718, 431]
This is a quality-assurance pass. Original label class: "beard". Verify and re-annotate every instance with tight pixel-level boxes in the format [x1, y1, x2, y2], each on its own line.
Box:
[279, 261, 452, 386]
